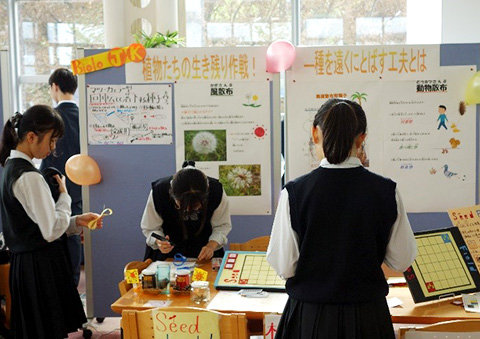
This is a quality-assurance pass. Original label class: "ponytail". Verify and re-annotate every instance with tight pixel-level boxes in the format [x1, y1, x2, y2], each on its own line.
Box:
[0, 105, 64, 167]
[313, 98, 366, 164]
[0, 113, 22, 166]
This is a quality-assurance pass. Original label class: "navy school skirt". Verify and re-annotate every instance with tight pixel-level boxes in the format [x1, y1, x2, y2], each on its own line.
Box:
[9, 240, 87, 339]
[275, 296, 395, 339]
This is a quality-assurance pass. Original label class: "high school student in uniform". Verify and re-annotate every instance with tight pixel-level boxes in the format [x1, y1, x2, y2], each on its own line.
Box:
[0, 105, 102, 339]
[141, 161, 232, 262]
[267, 98, 417, 339]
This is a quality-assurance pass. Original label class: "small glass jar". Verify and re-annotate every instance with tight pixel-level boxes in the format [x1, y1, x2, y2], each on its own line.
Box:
[174, 269, 191, 292]
[141, 269, 157, 290]
[191, 281, 210, 304]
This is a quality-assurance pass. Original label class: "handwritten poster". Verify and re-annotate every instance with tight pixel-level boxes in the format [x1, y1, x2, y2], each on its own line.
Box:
[86, 84, 173, 145]
[174, 81, 272, 215]
[152, 310, 220, 339]
[448, 205, 480, 272]
[286, 45, 476, 213]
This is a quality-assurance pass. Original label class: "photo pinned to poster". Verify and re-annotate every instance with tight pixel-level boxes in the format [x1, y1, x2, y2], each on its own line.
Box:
[219, 164, 261, 196]
[184, 130, 227, 162]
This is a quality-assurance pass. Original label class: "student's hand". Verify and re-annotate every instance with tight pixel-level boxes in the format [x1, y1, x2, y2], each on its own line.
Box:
[197, 240, 219, 261]
[54, 174, 67, 194]
[156, 235, 174, 254]
[76, 213, 103, 229]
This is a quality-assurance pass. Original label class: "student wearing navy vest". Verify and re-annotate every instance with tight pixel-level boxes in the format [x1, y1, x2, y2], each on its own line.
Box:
[40, 68, 83, 286]
[267, 98, 417, 339]
[0, 106, 102, 339]
[141, 161, 232, 261]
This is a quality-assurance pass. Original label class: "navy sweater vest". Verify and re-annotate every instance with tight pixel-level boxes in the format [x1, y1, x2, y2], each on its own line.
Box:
[1, 158, 50, 253]
[285, 166, 397, 303]
[151, 176, 223, 259]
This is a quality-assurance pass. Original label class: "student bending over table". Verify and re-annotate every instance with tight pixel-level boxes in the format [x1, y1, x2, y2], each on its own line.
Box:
[141, 161, 232, 262]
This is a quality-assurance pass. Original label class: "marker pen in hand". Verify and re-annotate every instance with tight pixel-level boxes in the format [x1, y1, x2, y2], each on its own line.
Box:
[151, 233, 175, 247]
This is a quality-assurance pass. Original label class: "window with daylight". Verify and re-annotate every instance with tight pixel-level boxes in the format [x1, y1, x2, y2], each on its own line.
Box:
[11, 0, 105, 109]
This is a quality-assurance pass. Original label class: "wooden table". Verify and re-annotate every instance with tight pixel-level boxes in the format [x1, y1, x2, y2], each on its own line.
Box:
[111, 261, 265, 322]
[111, 263, 480, 326]
[388, 287, 480, 324]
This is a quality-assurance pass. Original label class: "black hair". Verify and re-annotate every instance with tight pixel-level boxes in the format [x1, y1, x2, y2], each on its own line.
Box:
[49, 68, 78, 94]
[169, 160, 209, 239]
[313, 98, 367, 164]
[0, 105, 65, 166]
[439, 105, 446, 110]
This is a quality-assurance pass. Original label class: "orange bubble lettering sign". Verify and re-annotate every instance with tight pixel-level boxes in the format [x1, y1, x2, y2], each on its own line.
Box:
[71, 43, 146, 75]
[152, 310, 220, 339]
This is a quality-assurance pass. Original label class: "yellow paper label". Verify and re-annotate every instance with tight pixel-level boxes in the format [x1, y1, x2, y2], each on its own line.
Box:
[192, 267, 208, 281]
[125, 269, 139, 284]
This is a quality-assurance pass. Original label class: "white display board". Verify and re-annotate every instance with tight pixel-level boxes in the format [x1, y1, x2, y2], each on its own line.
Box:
[286, 45, 476, 213]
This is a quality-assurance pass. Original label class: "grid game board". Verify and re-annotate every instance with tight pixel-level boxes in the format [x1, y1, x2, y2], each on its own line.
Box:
[214, 251, 286, 291]
[404, 227, 480, 303]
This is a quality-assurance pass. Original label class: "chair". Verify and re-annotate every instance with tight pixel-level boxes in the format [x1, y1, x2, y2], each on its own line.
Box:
[121, 307, 248, 339]
[399, 320, 480, 338]
[118, 258, 153, 296]
[229, 236, 270, 252]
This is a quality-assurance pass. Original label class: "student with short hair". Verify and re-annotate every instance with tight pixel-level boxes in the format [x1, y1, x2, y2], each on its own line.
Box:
[267, 98, 417, 339]
[40, 67, 83, 286]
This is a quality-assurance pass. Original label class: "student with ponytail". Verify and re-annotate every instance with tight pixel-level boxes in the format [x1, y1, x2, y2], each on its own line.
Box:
[267, 98, 417, 339]
[0, 105, 103, 339]
[141, 160, 232, 262]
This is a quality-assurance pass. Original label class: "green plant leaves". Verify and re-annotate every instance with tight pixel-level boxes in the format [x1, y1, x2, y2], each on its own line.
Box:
[133, 30, 186, 48]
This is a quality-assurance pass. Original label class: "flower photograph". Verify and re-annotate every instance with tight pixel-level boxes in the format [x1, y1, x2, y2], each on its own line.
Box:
[219, 164, 261, 196]
[184, 130, 227, 161]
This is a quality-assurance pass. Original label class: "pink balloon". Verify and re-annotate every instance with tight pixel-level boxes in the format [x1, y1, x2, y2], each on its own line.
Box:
[266, 40, 296, 73]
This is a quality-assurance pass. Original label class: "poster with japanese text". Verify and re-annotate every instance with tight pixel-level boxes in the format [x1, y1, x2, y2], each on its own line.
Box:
[286, 45, 476, 213]
[382, 66, 475, 212]
[125, 47, 268, 84]
[125, 47, 272, 215]
[86, 84, 173, 145]
[174, 81, 272, 215]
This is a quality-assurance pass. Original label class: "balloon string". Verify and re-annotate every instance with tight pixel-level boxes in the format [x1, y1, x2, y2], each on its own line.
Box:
[88, 208, 113, 230]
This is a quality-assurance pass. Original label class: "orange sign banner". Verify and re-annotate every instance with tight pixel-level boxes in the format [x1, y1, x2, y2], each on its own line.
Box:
[71, 43, 146, 75]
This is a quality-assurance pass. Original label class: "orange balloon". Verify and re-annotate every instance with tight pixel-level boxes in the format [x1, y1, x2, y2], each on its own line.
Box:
[65, 154, 101, 185]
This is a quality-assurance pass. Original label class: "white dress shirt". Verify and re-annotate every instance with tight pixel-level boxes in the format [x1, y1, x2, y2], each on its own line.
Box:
[267, 157, 417, 279]
[140, 189, 232, 250]
[9, 150, 80, 241]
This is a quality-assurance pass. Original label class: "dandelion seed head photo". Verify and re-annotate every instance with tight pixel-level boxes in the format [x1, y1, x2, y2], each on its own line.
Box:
[192, 131, 217, 154]
[184, 130, 227, 162]
[227, 167, 253, 189]
[219, 164, 261, 196]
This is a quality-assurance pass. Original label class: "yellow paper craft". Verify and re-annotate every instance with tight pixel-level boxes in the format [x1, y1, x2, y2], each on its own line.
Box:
[88, 208, 113, 230]
[125, 269, 140, 284]
[192, 267, 208, 281]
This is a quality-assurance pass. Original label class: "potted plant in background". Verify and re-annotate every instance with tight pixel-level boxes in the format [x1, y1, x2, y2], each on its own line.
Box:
[133, 30, 185, 48]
